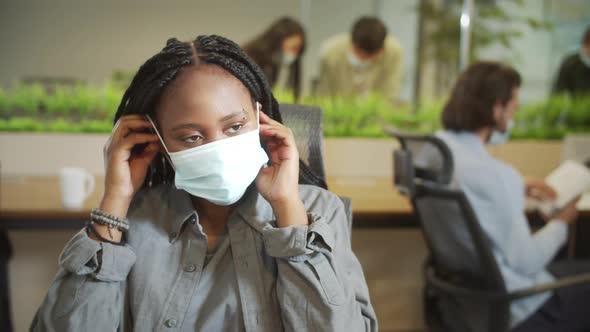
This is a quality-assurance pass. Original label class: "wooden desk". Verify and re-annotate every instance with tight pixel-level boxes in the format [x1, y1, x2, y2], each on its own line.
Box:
[1, 176, 104, 229]
[3, 175, 588, 227]
[327, 176, 417, 227]
[1, 175, 411, 228]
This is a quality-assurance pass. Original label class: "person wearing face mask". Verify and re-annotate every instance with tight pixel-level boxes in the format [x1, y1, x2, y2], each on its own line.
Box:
[243, 17, 305, 101]
[435, 61, 590, 331]
[30, 35, 377, 331]
[552, 25, 590, 97]
[316, 16, 403, 103]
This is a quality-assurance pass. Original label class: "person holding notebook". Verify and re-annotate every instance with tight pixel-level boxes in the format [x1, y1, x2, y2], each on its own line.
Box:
[437, 61, 589, 331]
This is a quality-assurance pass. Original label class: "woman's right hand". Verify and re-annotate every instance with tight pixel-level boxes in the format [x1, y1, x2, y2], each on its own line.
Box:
[100, 115, 160, 219]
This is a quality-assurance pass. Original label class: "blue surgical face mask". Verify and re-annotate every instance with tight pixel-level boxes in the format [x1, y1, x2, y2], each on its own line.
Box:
[347, 50, 370, 69]
[488, 108, 514, 145]
[281, 52, 297, 65]
[147, 103, 269, 205]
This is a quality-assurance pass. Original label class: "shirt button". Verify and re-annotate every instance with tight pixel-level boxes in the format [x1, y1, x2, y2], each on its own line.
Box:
[184, 263, 196, 272]
[165, 318, 178, 328]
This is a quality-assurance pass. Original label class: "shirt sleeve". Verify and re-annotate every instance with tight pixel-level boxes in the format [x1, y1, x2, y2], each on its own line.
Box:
[261, 213, 334, 260]
[265, 191, 378, 332]
[468, 165, 568, 277]
[30, 228, 136, 332]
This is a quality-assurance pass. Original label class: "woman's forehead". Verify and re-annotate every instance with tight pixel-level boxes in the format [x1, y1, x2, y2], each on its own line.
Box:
[156, 65, 255, 123]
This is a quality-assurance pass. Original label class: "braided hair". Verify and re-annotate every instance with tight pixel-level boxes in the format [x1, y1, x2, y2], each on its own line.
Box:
[114, 35, 327, 190]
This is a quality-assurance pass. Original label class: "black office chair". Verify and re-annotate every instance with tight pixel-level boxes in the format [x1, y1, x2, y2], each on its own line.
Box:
[279, 103, 327, 185]
[386, 128, 590, 332]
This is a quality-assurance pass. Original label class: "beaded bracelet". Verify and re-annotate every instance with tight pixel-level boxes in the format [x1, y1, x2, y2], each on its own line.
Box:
[86, 221, 125, 245]
[90, 208, 130, 239]
[91, 208, 129, 225]
[90, 214, 129, 231]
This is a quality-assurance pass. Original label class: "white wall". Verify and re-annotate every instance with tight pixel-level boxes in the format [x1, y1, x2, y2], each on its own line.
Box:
[378, 0, 419, 102]
[0, 0, 300, 85]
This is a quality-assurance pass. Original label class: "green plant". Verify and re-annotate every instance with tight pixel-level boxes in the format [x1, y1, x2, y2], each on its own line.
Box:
[44, 86, 74, 116]
[0, 88, 10, 117]
[0, 80, 124, 134]
[514, 94, 590, 140]
[1, 81, 588, 139]
[276, 92, 444, 138]
[100, 83, 123, 120]
[272, 89, 296, 105]
[8, 84, 46, 117]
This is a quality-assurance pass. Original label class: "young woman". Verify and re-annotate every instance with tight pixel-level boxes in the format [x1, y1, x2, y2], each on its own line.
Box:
[242, 17, 305, 100]
[31, 35, 377, 331]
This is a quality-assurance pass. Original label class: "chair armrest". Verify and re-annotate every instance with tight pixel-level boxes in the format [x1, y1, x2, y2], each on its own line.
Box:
[506, 273, 590, 301]
[425, 268, 509, 301]
[427, 268, 590, 303]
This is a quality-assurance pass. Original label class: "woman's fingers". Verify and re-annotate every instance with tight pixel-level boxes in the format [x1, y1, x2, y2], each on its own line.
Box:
[114, 133, 160, 159]
[259, 110, 283, 126]
[114, 117, 154, 141]
[120, 132, 160, 149]
[130, 142, 160, 164]
[112, 114, 148, 133]
[259, 124, 295, 146]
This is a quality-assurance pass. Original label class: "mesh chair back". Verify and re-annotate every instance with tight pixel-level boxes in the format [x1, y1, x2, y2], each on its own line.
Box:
[279, 104, 354, 238]
[279, 104, 327, 182]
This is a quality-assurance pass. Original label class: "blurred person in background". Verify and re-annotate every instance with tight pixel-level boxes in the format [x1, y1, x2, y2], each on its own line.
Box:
[317, 16, 403, 104]
[243, 17, 305, 101]
[439, 61, 589, 331]
[552, 25, 590, 96]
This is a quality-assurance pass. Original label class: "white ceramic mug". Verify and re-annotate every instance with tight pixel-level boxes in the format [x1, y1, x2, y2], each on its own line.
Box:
[59, 167, 95, 210]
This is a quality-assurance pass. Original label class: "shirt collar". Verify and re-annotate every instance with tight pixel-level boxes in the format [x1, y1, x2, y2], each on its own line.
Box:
[235, 186, 274, 233]
[165, 184, 273, 241]
[165, 185, 197, 241]
[438, 130, 490, 158]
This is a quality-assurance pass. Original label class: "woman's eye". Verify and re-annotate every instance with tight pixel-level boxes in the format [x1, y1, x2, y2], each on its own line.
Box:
[227, 124, 243, 134]
[183, 135, 202, 143]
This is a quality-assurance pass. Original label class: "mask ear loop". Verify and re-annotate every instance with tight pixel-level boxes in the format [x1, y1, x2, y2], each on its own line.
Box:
[255, 101, 261, 129]
[145, 114, 176, 172]
[255, 101, 269, 169]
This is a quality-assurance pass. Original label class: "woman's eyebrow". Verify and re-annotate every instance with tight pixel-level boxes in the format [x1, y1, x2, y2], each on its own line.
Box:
[171, 123, 202, 131]
[170, 109, 249, 131]
[220, 109, 248, 122]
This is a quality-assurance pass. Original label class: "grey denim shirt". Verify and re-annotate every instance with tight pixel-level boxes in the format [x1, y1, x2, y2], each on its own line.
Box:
[30, 184, 378, 332]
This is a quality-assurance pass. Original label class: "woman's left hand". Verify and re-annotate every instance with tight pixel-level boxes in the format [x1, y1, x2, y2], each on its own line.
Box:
[255, 110, 307, 227]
